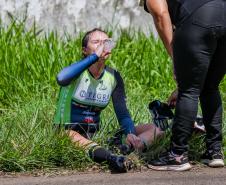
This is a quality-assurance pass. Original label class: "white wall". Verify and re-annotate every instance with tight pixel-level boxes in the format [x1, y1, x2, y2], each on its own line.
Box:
[0, 0, 157, 37]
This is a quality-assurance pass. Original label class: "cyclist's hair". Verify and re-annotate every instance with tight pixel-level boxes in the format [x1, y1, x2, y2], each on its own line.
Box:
[82, 28, 107, 48]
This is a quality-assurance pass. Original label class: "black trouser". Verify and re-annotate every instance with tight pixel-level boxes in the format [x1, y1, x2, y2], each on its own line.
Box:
[171, 0, 226, 155]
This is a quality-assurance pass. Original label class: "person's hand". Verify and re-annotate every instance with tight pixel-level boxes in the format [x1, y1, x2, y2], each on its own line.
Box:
[94, 43, 105, 58]
[125, 134, 144, 151]
[94, 43, 111, 60]
[167, 89, 178, 108]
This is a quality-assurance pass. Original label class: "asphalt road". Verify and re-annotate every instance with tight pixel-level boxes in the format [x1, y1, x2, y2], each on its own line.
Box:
[1, 167, 226, 185]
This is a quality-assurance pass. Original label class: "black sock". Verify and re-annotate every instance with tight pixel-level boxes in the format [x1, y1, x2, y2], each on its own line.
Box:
[89, 147, 111, 163]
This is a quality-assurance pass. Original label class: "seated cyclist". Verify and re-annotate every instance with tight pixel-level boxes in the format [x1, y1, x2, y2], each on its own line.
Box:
[54, 28, 163, 172]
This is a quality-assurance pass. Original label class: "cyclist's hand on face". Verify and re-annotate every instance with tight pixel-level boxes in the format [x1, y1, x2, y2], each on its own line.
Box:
[94, 43, 105, 58]
[94, 43, 110, 60]
[167, 89, 178, 108]
[126, 134, 144, 150]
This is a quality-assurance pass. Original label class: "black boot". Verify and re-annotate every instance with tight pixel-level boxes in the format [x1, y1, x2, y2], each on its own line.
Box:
[89, 146, 131, 173]
[107, 154, 130, 173]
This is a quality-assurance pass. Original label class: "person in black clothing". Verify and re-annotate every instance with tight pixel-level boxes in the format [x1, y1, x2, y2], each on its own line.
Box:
[142, 0, 226, 171]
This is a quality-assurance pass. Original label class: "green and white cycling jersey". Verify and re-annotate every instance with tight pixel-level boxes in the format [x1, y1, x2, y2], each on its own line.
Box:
[54, 55, 135, 135]
[72, 69, 116, 108]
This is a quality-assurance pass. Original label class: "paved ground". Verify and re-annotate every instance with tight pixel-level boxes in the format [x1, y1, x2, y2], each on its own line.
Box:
[1, 167, 226, 185]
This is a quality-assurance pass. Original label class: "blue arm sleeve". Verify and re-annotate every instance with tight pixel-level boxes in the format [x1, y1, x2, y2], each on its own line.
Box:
[56, 54, 99, 86]
[112, 71, 136, 135]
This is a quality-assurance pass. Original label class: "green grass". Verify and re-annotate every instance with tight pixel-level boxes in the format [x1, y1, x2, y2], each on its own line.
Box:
[0, 21, 225, 172]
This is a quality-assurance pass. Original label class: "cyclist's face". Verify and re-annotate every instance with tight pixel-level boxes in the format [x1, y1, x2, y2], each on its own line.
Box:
[84, 31, 109, 55]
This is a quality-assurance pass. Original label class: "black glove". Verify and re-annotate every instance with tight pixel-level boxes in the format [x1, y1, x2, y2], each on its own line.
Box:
[149, 100, 174, 131]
